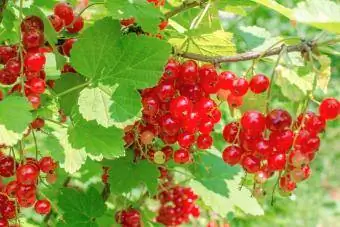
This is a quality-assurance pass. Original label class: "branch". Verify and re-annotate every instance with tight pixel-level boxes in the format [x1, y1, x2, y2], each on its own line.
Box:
[178, 38, 340, 64]
[178, 42, 311, 63]
[0, 0, 8, 24]
[164, 0, 208, 19]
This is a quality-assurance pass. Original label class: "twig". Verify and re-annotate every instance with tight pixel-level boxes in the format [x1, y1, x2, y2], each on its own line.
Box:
[101, 183, 110, 201]
[164, 0, 208, 19]
[177, 38, 340, 64]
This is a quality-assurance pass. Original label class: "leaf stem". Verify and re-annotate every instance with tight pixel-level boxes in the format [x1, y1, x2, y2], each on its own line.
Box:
[56, 81, 91, 98]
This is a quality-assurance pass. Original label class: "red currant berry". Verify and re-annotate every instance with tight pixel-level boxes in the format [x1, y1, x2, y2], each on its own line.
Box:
[142, 96, 159, 116]
[197, 134, 213, 150]
[160, 113, 180, 136]
[177, 132, 195, 148]
[39, 157, 56, 173]
[249, 74, 270, 94]
[22, 30, 44, 50]
[27, 94, 41, 109]
[227, 94, 243, 108]
[174, 148, 190, 164]
[182, 110, 201, 133]
[156, 81, 175, 102]
[219, 71, 236, 90]
[0, 156, 15, 177]
[48, 14, 64, 32]
[34, 199, 51, 215]
[54, 2, 75, 26]
[269, 129, 294, 152]
[66, 16, 84, 33]
[0, 218, 8, 227]
[158, 20, 168, 30]
[297, 111, 325, 134]
[222, 122, 239, 143]
[231, 77, 248, 96]
[222, 145, 243, 165]
[279, 175, 296, 192]
[0, 69, 18, 85]
[180, 60, 199, 84]
[198, 116, 214, 135]
[170, 96, 192, 120]
[266, 109, 292, 131]
[24, 52, 46, 72]
[26, 77, 46, 94]
[241, 155, 261, 173]
[241, 110, 266, 135]
[254, 138, 272, 158]
[62, 38, 77, 57]
[1, 200, 16, 219]
[163, 58, 180, 80]
[0, 45, 17, 64]
[21, 16, 44, 32]
[319, 97, 339, 120]
[267, 152, 286, 171]
[16, 164, 40, 185]
[195, 97, 216, 115]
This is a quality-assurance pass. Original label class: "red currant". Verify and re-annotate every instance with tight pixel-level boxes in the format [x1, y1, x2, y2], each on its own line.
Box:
[54, 2, 75, 26]
[241, 110, 266, 135]
[222, 145, 243, 165]
[266, 109, 292, 131]
[34, 199, 51, 215]
[249, 74, 270, 94]
[48, 14, 64, 32]
[174, 149, 190, 164]
[241, 155, 261, 173]
[66, 16, 84, 33]
[62, 38, 77, 57]
[197, 134, 213, 150]
[231, 78, 248, 96]
[219, 71, 236, 90]
[24, 52, 46, 72]
[319, 97, 339, 120]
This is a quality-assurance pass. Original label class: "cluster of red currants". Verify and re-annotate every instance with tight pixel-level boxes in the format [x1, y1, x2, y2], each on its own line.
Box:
[0, 2, 83, 108]
[0, 152, 58, 225]
[222, 97, 339, 194]
[124, 59, 231, 164]
[156, 185, 200, 226]
[115, 208, 141, 227]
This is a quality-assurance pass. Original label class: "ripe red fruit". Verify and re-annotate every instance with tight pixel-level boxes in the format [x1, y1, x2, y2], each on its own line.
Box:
[120, 17, 135, 27]
[169, 96, 192, 120]
[319, 98, 339, 120]
[48, 14, 64, 32]
[210, 108, 221, 123]
[0, 156, 15, 177]
[160, 113, 180, 136]
[197, 134, 213, 150]
[16, 183, 36, 198]
[198, 116, 214, 134]
[182, 110, 201, 133]
[5, 180, 18, 197]
[0, 218, 8, 227]
[180, 60, 199, 84]
[223, 122, 239, 143]
[267, 152, 286, 171]
[297, 111, 325, 134]
[0, 45, 17, 64]
[163, 58, 180, 80]
[1, 200, 16, 219]
[158, 20, 168, 30]
[142, 96, 159, 116]
[279, 175, 296, 192]
[0, 69, 18, 85]
[62, 38, 77, 57]
[177, 132, 195, 148]
[26, 77, 46, 94]
[227, 94, 243, 108]
[195, 97, 216, 115]
[21, 16, 44, 32]
[22, 30, 44, 50]
[249, 74, 270, 94]
[222, 145, 243, 165]
[231, 77, 248, 96]
[269, 129, 294, 152]
[289, 149, 309, 168]
[241, 110, 266, 135]
[54, 2, 75, 26]
[156, 81, 175, 102]
[16, 164, 40, 185]
[39, 157, 56, 173]
[5, 58, 21, 75]
[27, 94, 41, 109]
[266, 109, 292, 131]
[24, 52, 46, 72]
[34, 199, 51, 215]
[219, 71, 236, 90]
[174, 148, 190, 164]
[66, 16, 84, 33]
[200, 74, 220, 94]
[254, 138, 272, 158]
[241, 155, 261, 173]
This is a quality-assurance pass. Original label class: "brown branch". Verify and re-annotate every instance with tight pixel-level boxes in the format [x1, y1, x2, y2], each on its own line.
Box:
[0, 0, 8, 26]
[178, 42, 311, 63]
[164, 0, 208, 19]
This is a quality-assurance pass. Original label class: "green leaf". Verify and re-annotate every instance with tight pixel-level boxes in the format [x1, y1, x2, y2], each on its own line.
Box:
[52, 127, 87, 174]
[78, 87, 116, 128]
[54, 73, 87, 115]
[111, 85, 142, 122]
[293, 0, 340, 34]
[58, 187, 106, 227]
[316, 55, 331, 93]
[0, 126, 25, 147]
[275, 65, 313, 102]
[189, 150, 240, 197]
[105, 153, 160, 195]
[170, 30, 236, 56]
[70, 17, 171, 89]
[68, 116, 125, 159]
[0, 96, 32, 133]
[190, 173, 264, 217]
[236, 26, 270, 50]
[250, 0, 293, 18]
[105, 0, 162, 32]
